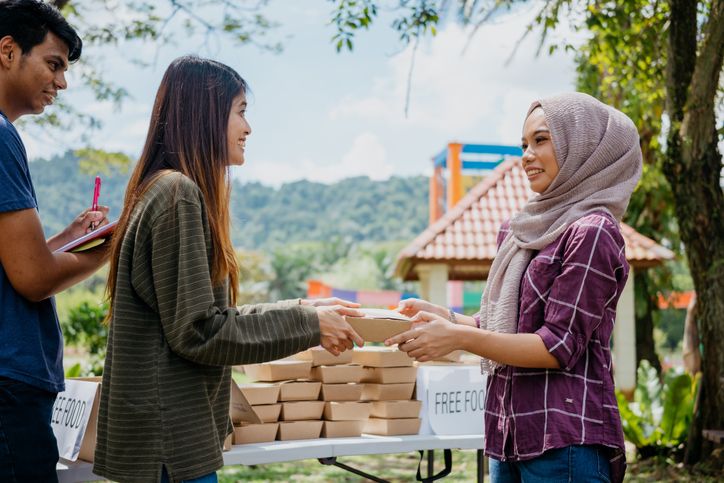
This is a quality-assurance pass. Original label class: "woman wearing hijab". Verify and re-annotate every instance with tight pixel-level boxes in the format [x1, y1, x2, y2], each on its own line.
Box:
[386, 92, 641, 483]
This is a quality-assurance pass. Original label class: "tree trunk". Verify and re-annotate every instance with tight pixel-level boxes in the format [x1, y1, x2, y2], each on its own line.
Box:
[682, 293, 701, 374]
[664, 0, 724, 464]
[634, 271, 662, 373]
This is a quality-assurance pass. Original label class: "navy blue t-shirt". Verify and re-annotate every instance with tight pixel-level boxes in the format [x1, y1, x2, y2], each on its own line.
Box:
[0, 110, 64, 393]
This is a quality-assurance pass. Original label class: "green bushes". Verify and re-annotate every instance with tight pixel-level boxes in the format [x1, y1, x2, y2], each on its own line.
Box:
[617, 360, 699, 459]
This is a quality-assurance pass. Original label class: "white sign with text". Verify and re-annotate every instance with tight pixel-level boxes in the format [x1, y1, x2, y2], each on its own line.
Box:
[417, 365, 487, 436]
[50, 379, 99, 461]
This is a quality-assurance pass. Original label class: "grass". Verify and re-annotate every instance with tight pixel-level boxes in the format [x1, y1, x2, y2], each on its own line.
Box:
[218, 449, 484, 482]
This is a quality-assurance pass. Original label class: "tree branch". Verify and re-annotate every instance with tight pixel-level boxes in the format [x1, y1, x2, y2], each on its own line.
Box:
[681, 0, 724, 159]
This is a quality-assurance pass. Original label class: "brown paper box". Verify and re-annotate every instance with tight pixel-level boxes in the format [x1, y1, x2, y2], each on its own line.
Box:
[233, 423, 279, 444]
[361, 383, 415, 401]
[278, 381, 322, 401]
[370, 400, 422, 419]
[320, 383, 362, 402]
[323, 401, 371, 421]
[292, 347, 353, 366]
[229, 380, 262, 424]
[363, 417, 421, 436]
[237, 383, 280, 405]
[280, 401, 325, 421]
[310, 364, 363, 384]
[361, 366, 417, 384]
[351, 347, 413, 368]
[277, 421, 324, 441]
[345, 317, 411, 343]
[251, 403, 281, 423]
[223, 433, 233, 451]
[243, 361, 312, 382]
[322, 420, 363, 438]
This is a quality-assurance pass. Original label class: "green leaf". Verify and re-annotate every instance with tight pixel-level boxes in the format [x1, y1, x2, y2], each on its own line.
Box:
[65, 362, 82, 378]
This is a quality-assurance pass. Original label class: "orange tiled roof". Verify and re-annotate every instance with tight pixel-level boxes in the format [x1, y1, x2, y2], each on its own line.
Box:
[395, 158, 675, 281]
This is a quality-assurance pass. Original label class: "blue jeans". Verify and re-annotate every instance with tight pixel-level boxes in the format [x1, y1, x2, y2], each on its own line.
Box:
[490, 445, 611, 483]
[0, 376, 59, 482]
[160, 466, 218, 483]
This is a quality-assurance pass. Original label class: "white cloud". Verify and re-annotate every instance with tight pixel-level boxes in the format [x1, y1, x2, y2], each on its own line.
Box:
[328, 3, 579, 138]
[235, 132, 391, 185]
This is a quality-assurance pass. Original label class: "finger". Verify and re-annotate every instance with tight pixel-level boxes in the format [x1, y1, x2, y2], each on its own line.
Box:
[410, 311, 440, 323]
[334, 307, 365, 317]
[384, 329, 418, 347]
[342, 338, 354, 351]
[335, 298, 361, 308]
[408, 347, 430, 360]
[346, 326, 364, 347]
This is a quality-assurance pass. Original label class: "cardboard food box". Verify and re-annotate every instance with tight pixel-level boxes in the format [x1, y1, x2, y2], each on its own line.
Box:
[293, 347, 353, 366]
[345, 309, 412, 343]
[323, 401, 371, 421]
[223, 433, 233, 451]
[237, 383, 280, 405]
[230, 381, 263, 424]
[233, 423, 279, 444]
[322, 420, 364, 438]
[251, 403, 281, 423]
[361, 366, 417, 384]
[277, 420, 324, 441]
[280, 401, 325, 421]
[278, 381, 322, 401]
[370, 400, 422, 419]
[310, 364, 364, 384]
[363, 417, 421, 436]
[243, 360, 312, 382]
[351, 346, 414, 368]
[361, 383, 415, 401]
[320, 383, 363, 402]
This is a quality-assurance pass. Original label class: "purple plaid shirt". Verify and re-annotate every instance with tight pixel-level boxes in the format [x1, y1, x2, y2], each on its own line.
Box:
[478, 211, 627, 482]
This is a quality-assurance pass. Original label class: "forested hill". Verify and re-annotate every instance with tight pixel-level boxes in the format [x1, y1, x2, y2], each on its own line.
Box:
[30, 152, 430, 249]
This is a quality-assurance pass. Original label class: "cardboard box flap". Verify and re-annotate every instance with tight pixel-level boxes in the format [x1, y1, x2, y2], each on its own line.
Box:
[292, 347, 353, 366]
[277, 380, 322, 401]
[229, 380, 262, 424]
[345, 317, 412, 343]
[351, 347, 414, 367]
[243, 360, 312, 382]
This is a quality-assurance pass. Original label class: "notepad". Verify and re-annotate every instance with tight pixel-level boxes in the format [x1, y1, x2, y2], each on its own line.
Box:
[54, 220, 118, 253]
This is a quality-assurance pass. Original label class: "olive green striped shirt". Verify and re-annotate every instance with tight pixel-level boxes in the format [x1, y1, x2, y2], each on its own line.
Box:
[93, 172, 320, 482]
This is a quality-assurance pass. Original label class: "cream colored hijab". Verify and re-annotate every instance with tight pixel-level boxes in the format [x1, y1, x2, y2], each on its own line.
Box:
[479, 92, 642, 374]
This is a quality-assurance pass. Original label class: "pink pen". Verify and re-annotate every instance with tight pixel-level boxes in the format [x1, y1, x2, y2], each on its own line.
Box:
[91, 176, 101, 230]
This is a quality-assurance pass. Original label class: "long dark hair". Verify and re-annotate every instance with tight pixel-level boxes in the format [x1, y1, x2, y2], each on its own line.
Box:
[107, 55, 245, 313]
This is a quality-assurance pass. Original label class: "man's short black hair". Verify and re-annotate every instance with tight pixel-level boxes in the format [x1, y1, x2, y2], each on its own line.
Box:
[0, 0, 82, 62]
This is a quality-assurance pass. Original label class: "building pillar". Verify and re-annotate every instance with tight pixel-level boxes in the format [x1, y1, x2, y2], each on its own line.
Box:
[613, 271, 636, 393]
[416, 264, 449, 307]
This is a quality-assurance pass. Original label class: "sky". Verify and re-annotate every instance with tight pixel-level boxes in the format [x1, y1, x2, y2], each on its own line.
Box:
[19, 1, 580, 186]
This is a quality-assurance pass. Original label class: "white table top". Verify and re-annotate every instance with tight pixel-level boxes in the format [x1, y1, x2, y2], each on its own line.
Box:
[57, 433, 484, 482]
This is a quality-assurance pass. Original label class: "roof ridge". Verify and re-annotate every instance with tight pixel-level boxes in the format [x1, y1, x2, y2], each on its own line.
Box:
[397, 158, 519, 260]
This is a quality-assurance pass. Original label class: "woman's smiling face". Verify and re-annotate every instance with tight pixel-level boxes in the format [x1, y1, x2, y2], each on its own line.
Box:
[521, 107, 559, 194]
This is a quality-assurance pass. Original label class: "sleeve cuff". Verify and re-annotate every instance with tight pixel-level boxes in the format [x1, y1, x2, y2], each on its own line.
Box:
[535, 325, 574, 371]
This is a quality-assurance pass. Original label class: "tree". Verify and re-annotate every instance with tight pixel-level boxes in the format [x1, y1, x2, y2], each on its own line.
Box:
[26, 0, 281, 140]
[330, 0, 723, 463]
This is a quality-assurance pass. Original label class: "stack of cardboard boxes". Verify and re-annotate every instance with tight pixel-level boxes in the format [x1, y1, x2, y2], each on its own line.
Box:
[244, 360, 327, 441]
[353, 347, 422, 435]
[298, 348, 370, 438]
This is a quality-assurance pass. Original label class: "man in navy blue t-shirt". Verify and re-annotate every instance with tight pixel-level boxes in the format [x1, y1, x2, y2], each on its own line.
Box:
[0, 1, 110, 480]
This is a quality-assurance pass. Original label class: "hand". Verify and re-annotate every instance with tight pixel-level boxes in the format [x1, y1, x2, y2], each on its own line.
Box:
[302, 297, 361, 309]
[316, 305, 365, 356]
[384, 311, 461, 362]
[396, 298, 449, 319]
[64, 206, 110, 240]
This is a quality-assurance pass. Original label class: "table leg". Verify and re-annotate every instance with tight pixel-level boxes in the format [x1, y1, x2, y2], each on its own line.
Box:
[318, 457, 389, 483]
[427, 449, 435, 478]
[477, 449, 484, 483]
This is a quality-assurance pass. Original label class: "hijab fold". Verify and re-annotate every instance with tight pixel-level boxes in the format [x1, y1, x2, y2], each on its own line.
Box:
[478, 92, 642, 374]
